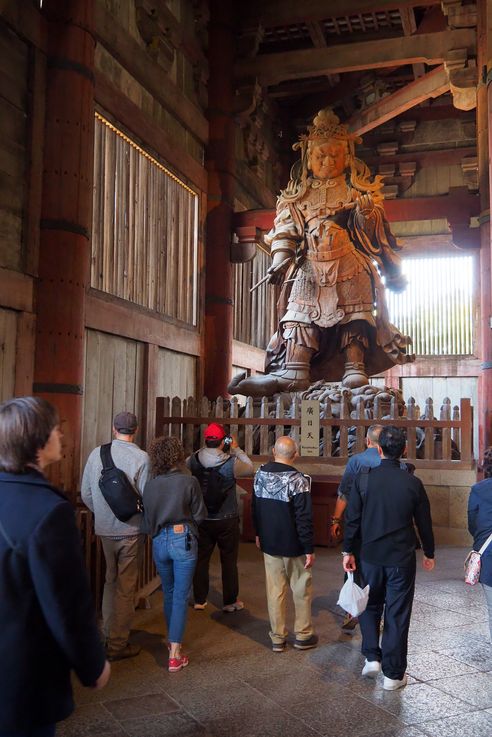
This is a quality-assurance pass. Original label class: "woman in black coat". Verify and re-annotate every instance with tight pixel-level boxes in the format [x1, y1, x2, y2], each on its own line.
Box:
[0, 397, 110, 737]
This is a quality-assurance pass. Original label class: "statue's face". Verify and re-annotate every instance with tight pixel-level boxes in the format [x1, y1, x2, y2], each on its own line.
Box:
[310, 140, 348, 179]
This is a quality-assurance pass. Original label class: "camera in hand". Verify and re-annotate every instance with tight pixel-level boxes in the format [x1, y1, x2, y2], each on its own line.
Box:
[223, 436, 232, 451]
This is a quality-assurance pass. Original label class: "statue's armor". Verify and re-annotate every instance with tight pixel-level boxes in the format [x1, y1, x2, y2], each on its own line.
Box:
[272, 181, 376, 332]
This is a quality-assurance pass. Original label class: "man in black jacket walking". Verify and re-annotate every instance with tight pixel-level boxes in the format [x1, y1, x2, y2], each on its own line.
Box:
[342, 426, 435, 691]
[253, 436, 317, 652]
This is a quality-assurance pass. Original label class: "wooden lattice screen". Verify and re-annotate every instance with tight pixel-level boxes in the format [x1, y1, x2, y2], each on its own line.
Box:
[91, 113, 199, 326]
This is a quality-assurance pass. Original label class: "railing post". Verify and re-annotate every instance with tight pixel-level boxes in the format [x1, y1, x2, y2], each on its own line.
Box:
[460, 398, 472, 462]
[407, 396, 417, 460]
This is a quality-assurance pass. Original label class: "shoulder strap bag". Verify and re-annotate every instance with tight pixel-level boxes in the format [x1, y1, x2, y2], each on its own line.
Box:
[464, 531, 492, 586]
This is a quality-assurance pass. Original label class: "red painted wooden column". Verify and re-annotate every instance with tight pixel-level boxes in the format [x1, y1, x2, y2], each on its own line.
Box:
[33, 0, 95, 497]
[203, 0, 235, 399]
[478, 0, 492, 455]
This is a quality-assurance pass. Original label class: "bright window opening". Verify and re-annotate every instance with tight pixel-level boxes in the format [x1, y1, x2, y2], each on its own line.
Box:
[385, 255, 474, 356]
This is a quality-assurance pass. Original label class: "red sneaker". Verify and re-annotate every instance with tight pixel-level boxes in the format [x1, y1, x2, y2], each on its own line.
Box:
[168, 655, 189, 673]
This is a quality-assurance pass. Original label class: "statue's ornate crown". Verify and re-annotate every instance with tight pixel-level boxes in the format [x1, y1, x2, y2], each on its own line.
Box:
[301, 108, 361, 145]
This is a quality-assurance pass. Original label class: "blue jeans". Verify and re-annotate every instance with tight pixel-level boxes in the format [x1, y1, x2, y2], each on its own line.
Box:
[1, 726, 56, 737]
[152, 525, 198, 643]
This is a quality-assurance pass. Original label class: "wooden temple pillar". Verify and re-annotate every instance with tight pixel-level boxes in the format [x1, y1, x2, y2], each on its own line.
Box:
[478, 0, 492, 454]
[203, 0, 235, 399]
[33, 0, 95, 497]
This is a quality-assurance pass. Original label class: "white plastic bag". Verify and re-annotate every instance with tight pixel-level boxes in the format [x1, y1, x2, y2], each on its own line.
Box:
[337, 572, 370, 617]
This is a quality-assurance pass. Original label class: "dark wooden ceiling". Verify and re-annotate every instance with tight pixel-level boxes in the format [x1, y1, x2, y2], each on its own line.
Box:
[234, 1, 476, 142]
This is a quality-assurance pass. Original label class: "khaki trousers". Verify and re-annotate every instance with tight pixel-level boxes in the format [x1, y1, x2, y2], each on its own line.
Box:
[263, 553, 313, 644]
[101, 535, 143, 651]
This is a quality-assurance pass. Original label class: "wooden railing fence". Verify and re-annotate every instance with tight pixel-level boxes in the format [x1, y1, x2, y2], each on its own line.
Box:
[155, 394, 473, 468]
[75, 392, 474, 604]
[76, 507, 159, 610]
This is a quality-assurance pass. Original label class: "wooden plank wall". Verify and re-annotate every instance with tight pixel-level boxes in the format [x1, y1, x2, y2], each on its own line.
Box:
[81, 329, 145, 469]
[0, 308, 16, 401]
[156, 347, 197, 401]
[0, 24, 28, 271]
[91, 116, 198, 325]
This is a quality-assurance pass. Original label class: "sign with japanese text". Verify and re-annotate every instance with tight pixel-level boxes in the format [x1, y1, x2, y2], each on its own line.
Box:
[300, 400, 320, 456]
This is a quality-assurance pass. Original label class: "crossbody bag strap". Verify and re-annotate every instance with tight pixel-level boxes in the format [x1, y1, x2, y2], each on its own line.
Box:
[478, 531, 492, 556]
[100, 443, 115, 471]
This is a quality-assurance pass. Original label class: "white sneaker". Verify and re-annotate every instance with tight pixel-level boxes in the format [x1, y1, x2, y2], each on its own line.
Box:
[383, 674, 408, 691]
[222, 600, 244, 612]
[361, 659, 382, 678]
[193, 601, 207, 610]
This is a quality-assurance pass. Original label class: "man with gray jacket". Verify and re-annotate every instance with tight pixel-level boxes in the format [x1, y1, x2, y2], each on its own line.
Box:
[188, 422, 253, 612]
[81, 411, 150, 661]
[253, 436, 317, 652]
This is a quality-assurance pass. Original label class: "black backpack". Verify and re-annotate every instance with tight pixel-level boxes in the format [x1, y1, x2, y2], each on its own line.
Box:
[189, 452, 234, 514]
[98, 443, 143, 522]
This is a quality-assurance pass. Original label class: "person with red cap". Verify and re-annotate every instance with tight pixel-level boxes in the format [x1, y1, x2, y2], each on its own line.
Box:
[188, 423, 253, 612]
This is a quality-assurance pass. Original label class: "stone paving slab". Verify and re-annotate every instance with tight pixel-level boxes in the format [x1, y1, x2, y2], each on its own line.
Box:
[58, 545, 492, 737]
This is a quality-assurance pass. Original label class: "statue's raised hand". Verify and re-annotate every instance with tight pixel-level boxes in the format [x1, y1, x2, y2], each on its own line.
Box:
[355, 193, 375, 215]
[267, 252, 292, 285]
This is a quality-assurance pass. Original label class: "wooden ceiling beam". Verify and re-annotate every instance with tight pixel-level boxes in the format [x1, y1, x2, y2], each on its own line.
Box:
[348, 66, 450, 135]
[240, 0, 441, 29]
[235, 28, 476, 85]
[362, 145, 476, 168]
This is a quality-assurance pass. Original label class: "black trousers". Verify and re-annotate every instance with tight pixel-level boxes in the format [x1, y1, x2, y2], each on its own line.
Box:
[193, 517, 240, 606]
[359, 557, 416, 680]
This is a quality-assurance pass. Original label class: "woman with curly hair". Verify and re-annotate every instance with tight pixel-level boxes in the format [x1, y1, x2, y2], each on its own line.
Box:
[144, 436, 206, 672]
[468, 448, 492, 642]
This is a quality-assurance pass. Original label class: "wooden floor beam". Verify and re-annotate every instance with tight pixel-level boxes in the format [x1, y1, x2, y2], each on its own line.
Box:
[234, 29, 476, 85]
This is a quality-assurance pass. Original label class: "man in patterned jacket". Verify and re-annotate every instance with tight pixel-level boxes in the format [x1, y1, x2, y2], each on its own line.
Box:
[253, 436, 317, 652]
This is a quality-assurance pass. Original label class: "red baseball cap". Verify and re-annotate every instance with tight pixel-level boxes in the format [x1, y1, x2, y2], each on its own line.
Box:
[204, 422, 226, 440]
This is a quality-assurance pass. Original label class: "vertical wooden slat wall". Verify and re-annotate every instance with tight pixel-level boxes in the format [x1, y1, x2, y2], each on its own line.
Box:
[91, 115, 198, 326]
[385, 255, 474, 356]
[233, 248, 277, 349]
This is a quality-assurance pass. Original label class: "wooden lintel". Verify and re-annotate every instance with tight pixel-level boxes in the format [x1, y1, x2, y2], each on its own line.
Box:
[235, 29, 476, 84]
[240, 0, 441, 29]
[95, 73, 207, 192]
[384, 189, 480, 223]
[85, 290, 201, 357]
[348, 66, 450, 135]
[94, 1, 208, 144]
[232, 190, 480, 231]
[0, 268, 34, 313]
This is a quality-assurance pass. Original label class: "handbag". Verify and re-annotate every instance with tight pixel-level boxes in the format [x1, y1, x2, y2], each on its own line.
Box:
[464, 531, 492, 585]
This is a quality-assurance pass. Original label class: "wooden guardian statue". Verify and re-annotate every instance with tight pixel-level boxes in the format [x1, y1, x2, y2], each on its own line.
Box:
[229, 108, 414, 397]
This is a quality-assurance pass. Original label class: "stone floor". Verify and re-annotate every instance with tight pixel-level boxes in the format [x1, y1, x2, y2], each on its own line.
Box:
[59, 545, 492, 737]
